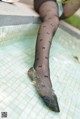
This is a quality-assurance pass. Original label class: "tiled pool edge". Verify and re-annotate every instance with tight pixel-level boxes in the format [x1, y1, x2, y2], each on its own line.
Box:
[0, 15, 80, 39]
[60, 21, 80, 39]
[0, 15, 40, 26]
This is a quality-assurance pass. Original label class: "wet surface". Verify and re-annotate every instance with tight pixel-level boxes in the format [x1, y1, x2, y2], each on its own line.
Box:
[0, 24, 80, 119]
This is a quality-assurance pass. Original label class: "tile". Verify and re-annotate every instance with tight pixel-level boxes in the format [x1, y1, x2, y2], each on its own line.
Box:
[0, 24, 80, 119]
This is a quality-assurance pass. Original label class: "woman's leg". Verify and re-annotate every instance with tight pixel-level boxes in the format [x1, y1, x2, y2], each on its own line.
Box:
[61, 0, 80, 18]
[33, 1, 60, 112]
[34, 1, 59, 90]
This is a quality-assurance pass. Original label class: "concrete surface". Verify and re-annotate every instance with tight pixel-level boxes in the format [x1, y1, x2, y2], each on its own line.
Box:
[0, 0, 38, 16]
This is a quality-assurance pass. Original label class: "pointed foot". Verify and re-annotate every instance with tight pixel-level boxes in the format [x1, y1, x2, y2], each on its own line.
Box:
[42, 95, 60, 112]
[28, 67, 60, 112]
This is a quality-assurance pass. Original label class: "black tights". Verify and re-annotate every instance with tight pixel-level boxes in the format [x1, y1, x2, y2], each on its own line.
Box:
[34, 1, 59, 94]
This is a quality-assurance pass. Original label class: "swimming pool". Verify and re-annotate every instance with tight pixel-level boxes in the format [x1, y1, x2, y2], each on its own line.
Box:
[0, 23, 80, 119]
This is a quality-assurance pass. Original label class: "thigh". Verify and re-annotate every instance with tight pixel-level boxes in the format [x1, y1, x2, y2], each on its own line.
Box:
[62, 0, 80, 18]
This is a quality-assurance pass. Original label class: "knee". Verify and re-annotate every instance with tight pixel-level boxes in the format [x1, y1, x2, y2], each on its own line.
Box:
[43, 16, 59, 30]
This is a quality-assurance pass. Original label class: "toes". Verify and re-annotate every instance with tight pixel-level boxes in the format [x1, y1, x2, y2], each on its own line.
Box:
[41, 95, 60, 112]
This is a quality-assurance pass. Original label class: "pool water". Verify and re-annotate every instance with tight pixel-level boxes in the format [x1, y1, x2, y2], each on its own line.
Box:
[0, 24, 80, 119]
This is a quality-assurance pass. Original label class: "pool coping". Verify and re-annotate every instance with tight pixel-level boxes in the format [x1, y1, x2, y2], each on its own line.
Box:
[59, 21, 80, 39]
[0, 15, 80, 39]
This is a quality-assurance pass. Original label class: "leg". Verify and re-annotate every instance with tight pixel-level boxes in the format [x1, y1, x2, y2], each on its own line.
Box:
[34, 1, 59, 89]
[61, 0, 80, 18]
[28, 1, 60, 112]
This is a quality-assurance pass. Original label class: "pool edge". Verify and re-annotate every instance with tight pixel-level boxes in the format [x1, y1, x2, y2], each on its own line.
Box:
[0, 15, 80, 39]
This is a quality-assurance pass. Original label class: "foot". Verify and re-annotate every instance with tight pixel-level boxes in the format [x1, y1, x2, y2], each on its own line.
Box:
[28, 67, 60, 112]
